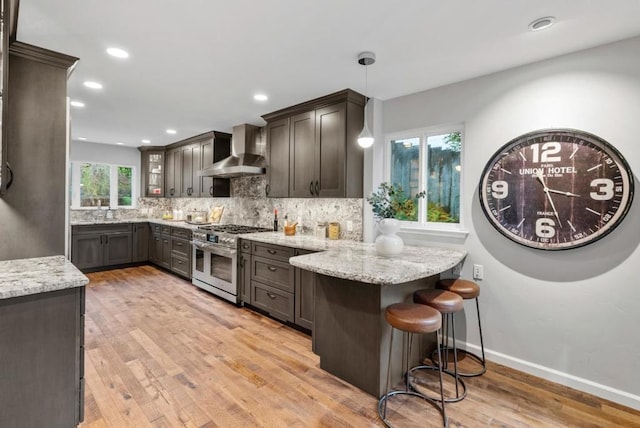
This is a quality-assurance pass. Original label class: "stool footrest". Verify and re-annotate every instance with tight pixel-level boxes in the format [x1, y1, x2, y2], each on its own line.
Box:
[431, 346, 487, 377]
[378, 389, 448, 428]
[408, 365, 467, 403]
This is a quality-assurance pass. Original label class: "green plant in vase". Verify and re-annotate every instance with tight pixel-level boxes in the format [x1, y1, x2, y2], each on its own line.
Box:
[367, 183, 426, 256]
[367, 182, 426, 220]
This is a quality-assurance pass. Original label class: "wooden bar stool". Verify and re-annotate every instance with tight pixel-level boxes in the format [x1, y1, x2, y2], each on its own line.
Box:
[412, 289, 467, 403]
[378, 303, 448, 427]
[437, 278, 486, 377]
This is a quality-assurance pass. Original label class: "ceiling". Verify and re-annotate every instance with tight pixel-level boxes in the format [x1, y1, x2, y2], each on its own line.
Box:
[17, 0, 640, 148]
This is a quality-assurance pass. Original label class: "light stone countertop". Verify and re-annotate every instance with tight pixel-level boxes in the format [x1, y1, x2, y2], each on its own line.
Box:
[71, 218, 203, 230]
[0, 255, 89, 299]
[237, 231, 361, 252]
[240, 232, 467, 285]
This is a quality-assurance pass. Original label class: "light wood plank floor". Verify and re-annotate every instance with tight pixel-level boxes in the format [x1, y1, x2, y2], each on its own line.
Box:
[80, 266, 640, 427]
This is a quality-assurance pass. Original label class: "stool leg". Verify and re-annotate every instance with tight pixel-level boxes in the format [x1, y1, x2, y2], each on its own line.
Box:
[451, 313, 461, 399]
[476, 297, 486, 366]
[382, 327, 395, 419]
[406, 333, 414, 391]
[435, 330, 447, 426]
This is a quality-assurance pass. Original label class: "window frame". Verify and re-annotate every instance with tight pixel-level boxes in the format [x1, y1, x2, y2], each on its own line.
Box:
[384, 123, 467, 237]
[70, 161, 137, 209]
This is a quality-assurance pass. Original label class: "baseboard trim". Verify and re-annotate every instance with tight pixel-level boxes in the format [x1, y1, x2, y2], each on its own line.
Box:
[457, 340, 640, 411]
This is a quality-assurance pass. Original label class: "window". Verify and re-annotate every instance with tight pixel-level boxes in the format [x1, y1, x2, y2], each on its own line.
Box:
[386, 125, 463, 229]
[70, 162, 136, 208]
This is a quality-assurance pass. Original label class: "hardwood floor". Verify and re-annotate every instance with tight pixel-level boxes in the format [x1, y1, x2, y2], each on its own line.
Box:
[80, 266, 640, 428]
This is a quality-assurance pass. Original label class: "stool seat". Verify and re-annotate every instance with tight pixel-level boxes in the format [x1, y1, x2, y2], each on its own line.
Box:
[414, 289, 464, 314]
[385, 303, 441, 334]
[437, 278, 480, 299]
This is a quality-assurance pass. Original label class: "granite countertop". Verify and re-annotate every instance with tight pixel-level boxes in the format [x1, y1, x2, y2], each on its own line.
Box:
[237, 231, 361, 252]
[289, 244, 466, 285]
[0, 255, 89, 299]
[241, 232, 467, 285]
[70, 218, 203, 230]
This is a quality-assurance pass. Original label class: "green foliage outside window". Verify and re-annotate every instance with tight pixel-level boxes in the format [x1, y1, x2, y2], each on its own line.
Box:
[80, 163, 110, 207]
[367, 182, 426, 220]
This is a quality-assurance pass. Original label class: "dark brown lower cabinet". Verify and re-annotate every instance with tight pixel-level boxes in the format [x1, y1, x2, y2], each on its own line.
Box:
[294, 249, 316, 331]
[241, 240, 315, 331]
[239, 249, 252, 304]
[71, 224, 133, 270]
[0, 287, 85, 427]
[132, 222, 149, 262]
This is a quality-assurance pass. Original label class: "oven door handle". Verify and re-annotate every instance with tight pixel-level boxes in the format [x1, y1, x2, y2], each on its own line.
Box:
[192, 241, 237, 258]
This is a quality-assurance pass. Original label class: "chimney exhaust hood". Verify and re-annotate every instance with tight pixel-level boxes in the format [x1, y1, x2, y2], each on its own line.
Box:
[199, 124, 266, 178]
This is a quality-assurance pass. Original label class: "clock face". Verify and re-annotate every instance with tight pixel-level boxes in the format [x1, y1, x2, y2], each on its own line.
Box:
[479, 129, 634, 250]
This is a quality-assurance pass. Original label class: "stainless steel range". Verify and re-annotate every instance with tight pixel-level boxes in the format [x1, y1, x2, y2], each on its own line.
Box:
[192, 224, 271, 303]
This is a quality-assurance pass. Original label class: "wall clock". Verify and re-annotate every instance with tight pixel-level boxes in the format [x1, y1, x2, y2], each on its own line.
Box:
[479, 129, 634, 250]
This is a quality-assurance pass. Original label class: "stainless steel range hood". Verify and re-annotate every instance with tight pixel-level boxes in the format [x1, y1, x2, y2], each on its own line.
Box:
[199, 124, 266, 178]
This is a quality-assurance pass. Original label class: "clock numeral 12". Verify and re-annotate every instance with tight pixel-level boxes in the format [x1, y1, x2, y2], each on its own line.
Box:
[530, 142, 561, 163]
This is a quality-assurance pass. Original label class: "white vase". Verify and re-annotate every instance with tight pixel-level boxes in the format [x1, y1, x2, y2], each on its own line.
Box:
[375, 218, 404, 256]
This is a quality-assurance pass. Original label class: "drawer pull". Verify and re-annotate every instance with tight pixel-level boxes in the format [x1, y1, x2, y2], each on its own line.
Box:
[267, 266, 277, 272]
[267, 293, 277, 300]
[177, 242, 182, 246]
[177, 260, 183, 264]
[267, 249, 277, 255]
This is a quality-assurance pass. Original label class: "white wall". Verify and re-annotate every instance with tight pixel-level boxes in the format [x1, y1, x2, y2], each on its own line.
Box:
[70, 141, 140, 169]
[380, 36, 640, 409]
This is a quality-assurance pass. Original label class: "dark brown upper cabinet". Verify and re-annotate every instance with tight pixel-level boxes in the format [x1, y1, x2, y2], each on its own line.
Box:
[152, 131, 231, 198]
[262, 89, 365, 198]
[139, 148, 165, 197]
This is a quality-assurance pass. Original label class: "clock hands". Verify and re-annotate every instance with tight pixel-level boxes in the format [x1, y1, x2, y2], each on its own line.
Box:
[546, 188, 580, 197]
[535, 170, 562, 227]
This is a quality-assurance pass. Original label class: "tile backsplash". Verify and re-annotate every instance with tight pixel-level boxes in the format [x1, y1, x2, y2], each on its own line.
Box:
[71, 176, 364, 241]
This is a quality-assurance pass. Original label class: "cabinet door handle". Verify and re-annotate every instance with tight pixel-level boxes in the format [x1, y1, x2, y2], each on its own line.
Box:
[170, 188, 175, 196]
[267, 249, 277, 255]
[265, 183, 271, 196]
[309, 181, 314, 195]
[209, 186, 214, 196]
[267, 266, 277, 272]
[99, 235, 103, 245]
[315, 181, 319, 196]
[5, 162, 13, 189]
[105, 235, 109, 244]
[267, 293, 277, 300]
[239, 257, 245, 268]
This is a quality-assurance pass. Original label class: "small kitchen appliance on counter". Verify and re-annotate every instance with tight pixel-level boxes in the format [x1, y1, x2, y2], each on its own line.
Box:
[191, 224, 271, 303]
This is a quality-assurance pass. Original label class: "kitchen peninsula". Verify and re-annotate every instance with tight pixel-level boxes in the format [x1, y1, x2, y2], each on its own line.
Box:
[284, 238, 467, 397]
[0, 256, 89, 427]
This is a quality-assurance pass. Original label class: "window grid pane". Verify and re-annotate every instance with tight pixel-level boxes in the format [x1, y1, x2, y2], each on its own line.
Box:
[390, 137, 421, 221]
[425, 132, 461, 224]
[117, 166, 133, 206]
[80, 163, 111, 207]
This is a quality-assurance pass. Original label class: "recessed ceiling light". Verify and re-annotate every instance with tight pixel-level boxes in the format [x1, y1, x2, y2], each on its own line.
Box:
[106, 47, 129, 58]
[254, 93, 268, 101]
[166, 129, 177, 135]
[78, 137, 87, 141]
[116, 142, 125, 145]
[70, 100, 85, 108]
[141, 139, 151, 144]
[528, 16, 556, 32]
[83, 81, 103, 90]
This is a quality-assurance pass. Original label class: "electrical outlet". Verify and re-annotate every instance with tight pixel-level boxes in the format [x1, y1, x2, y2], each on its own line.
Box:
[473, 264, 484, 280]
[346, 220, 353, 232]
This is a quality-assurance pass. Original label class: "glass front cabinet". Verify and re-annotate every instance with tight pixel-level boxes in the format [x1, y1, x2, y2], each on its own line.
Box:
[140, 149, 165, 197]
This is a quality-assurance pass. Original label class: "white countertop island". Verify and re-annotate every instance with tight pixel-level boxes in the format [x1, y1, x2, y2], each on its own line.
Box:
[0, 255, 89, 299]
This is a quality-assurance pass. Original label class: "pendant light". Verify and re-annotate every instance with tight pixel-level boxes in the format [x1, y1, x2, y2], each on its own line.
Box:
[357, 51, 376, 148]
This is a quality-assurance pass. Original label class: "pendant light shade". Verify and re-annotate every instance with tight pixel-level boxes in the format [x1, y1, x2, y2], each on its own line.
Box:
[357, 51, 375, 149]
[357, 100, 374, 148]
